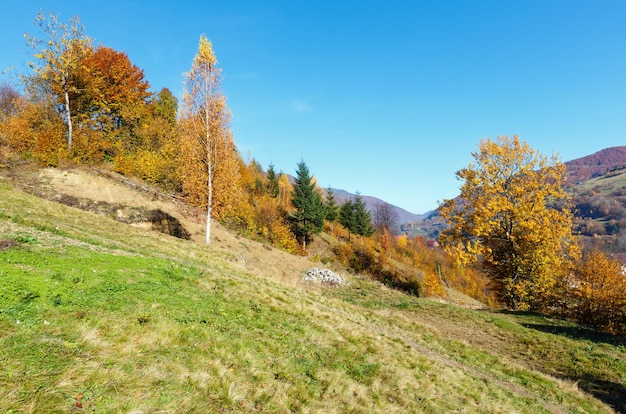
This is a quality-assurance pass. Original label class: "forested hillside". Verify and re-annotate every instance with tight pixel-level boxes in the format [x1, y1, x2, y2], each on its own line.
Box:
[565, 146, 626, 184]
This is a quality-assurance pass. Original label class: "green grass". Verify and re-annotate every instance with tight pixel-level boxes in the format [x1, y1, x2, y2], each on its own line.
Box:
[0, 180, 624, 413]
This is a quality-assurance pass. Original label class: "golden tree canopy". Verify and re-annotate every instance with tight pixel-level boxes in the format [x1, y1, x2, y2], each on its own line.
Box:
[439, 135, 579, 310]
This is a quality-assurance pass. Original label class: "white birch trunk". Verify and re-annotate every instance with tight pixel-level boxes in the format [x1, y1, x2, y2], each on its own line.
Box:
[206, 158, 212, 245]
[64, 82, 73, 151]
[204, 68, 212, 246]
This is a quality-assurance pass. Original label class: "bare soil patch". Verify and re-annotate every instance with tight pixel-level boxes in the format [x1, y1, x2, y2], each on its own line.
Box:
[0, 164, 318, 285]
[0, 238, 18, 251]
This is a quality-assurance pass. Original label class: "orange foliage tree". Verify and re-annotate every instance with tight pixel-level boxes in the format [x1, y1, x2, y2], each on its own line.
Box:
[565, 249, 626, 335]
[82, 46, 151, 147]
[0, 96, 65, 166]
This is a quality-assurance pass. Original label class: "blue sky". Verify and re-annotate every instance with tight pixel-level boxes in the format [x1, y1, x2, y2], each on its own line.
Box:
[2, 1, 626, 214]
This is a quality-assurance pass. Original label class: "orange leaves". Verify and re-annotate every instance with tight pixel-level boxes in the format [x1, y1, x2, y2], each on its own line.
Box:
[565, 249, 626, 335]
[0, 97, 65, 165]
[253, 195, 299, 253]
[83, 46, 151, 130]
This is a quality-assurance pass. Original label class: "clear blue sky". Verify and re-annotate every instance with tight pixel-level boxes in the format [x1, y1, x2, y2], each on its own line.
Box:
[2, 1, 626, 214]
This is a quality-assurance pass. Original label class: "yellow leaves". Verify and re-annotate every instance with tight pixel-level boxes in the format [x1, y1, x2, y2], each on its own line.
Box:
[396, 234, 408, 249]
[0, 97, 65, 165]
[196, 34, 218, 67]
[422, 271, 446, 298]
[439, 135, 577, 310]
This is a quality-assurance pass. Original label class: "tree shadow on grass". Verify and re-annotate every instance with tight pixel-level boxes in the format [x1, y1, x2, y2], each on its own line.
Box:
[501, 311, 626, 413]
[574, 377, 626, 414]
[524, 323, 626, 412]
[522, 322, 626, 347]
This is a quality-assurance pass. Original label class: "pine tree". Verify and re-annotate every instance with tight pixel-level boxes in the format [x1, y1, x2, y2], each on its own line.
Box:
[325, 187, 339, 233]
[339, 199, 356, 241]
[266, 163, 280, 198]
[339, 193, 374, 240]
[290, 161, 325, 251]
[353, 193, 375, 237]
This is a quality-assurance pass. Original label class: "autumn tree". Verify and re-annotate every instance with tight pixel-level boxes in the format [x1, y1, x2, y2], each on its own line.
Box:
[439, 135, 579, 310]
[290, 161, 325, 251]
[121, 87, 180, 190]
[0, 93, 65, 165]
[25, 11, 92, 151]
[82, 45, 152, 149]
[278, 173, 292, 208]
[566, 248, 626, 334]
[180, 34, 226, 245]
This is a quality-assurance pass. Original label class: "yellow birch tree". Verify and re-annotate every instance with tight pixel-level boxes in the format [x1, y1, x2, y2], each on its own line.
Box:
[181, 34, 221, 245]
[25, 12, 92, 152]
[180, 35, 244, 245]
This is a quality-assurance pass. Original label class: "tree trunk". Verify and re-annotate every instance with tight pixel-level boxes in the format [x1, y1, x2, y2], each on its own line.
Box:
[205, 125, 212, 246]
[64, 87, 73, 151]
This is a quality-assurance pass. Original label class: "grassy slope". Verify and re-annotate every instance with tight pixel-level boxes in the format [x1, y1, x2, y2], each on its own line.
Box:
[0, 179, 625, 413]
[574, 168, 626, 195]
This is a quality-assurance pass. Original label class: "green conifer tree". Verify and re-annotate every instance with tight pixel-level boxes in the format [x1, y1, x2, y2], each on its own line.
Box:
[340, 193, 374, 240]
[290, 161, 324, 250]
[325, 187, 340, 233]
[339, 199, 356, 241]
[353, 193, 375, 237]
[266, 163, 280, 198]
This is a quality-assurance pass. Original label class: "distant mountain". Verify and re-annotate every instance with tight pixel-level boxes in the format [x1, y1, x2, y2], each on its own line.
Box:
[285, 173, 425, 225]
[291, 147, 626, 228]
[564, 146, 626, 184]
[327, 188, 425, 225]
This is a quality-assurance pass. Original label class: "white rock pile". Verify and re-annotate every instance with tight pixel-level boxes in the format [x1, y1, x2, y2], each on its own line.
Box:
[302, 268, 346, 286]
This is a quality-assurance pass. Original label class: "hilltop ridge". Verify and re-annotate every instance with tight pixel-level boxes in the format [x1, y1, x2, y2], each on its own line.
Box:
[565, 146, 626, 184]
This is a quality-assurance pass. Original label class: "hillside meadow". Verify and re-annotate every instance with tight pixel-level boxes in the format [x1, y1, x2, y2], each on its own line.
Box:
[1, 177, 625, 413]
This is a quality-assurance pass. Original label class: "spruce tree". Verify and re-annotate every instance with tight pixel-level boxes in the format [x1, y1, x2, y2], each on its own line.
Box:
[339, 200, 356, 240]
[353, 193, 375, 237]
[266, 163, 280, 198]
[325, 187, 339, 232]
[290, 161, 325, 250]
[340, 194, 374, 240]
